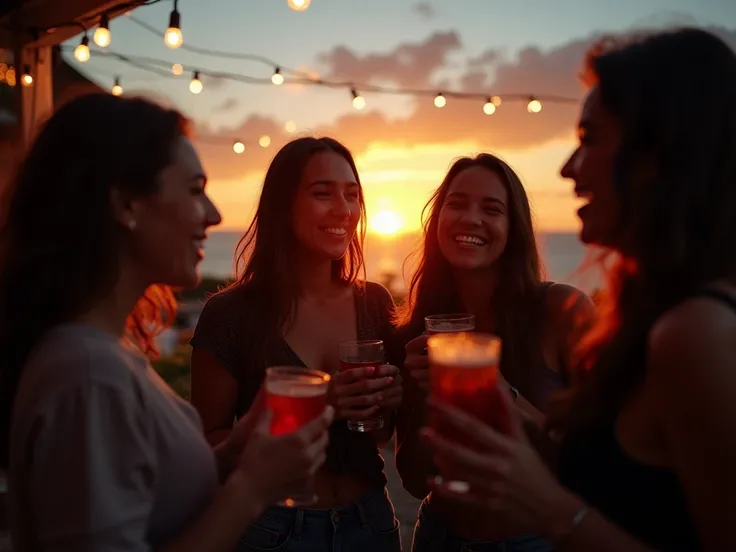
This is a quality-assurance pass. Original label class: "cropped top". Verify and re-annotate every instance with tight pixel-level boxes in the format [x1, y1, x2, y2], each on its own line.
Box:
[190, 280, 396, 488]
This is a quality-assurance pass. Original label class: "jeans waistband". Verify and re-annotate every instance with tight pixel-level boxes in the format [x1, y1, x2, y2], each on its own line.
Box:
[261, 487, 390, 533]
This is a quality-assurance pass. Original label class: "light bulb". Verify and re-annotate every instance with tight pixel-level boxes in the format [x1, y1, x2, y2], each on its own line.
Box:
[434, 93, 446, 108]
[527, 98, 542, 113]
[259, 135, 271, 148]
[94, 14, 111, 47]
[351, 89, 366, 110]
[165, 9, 183, 49]
[233, 141, 245, 154]
[287, 0, 311, 11]
[271, 68, 284, 85]
[189, 72, 203, 94]
[284, 120, 296, 133]
[111, 78, 123, 96]
[5, 67, 15, 87]
[74, 36, 90, 63]
[21, 65, 32, 87]
[171, 63, 183, 76]
[483, 99, 496, 115]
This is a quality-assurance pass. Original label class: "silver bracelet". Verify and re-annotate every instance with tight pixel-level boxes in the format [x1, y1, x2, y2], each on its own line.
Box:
[554, 505, 589, 544]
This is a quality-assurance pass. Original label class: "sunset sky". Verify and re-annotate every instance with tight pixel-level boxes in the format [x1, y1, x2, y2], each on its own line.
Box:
[64, 0, 736, 235]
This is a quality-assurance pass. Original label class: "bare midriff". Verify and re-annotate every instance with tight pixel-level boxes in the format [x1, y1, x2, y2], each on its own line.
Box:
[311, 469, 375, 507]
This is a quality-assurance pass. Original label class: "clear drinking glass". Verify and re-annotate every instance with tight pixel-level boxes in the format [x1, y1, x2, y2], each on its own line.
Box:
[424, 313, 475, 334]
[427, 332, 504, 492]
[265, 366, 330, 507]
[338, 339, 386, 432]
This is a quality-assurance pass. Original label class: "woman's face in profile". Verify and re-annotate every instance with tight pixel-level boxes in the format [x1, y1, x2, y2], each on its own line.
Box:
[560, 88, 623, 249]
[291, 151, 361, 262]
[125, 137, 222, 289]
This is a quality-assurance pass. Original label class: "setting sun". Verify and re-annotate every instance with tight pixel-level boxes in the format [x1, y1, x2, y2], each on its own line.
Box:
[369, 209, 404, 236]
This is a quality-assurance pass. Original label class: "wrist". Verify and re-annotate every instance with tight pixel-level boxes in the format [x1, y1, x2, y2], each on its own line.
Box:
[225, 469, 268, 518]
[542, 490, 588, 543]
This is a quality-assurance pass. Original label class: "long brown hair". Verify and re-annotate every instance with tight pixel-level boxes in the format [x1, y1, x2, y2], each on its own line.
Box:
[553, 28, 736, 431]
[229, 136, 366, 367]
[0, 93, 185, 467]
[397, 153, 544, 393]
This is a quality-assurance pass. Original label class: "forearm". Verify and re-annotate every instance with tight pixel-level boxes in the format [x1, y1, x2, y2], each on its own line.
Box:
[544, 491, 656, 552]
[158, 471, 264, 552]
[395, 404, 434, 499]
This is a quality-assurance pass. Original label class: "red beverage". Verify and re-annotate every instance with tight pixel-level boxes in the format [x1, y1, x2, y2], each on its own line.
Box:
[427, 332, 508, 443]
[264, 366, 330, 506]
[338, 340, 385, 432]
[425, 313, 475, 335]
[266, 380, 328, 436]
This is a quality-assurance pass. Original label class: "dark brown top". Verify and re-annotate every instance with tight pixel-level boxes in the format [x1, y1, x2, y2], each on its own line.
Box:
[190, 281, 396, 487]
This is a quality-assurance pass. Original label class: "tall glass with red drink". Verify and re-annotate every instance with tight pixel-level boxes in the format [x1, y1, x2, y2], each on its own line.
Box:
[338, 339, 385, 432]
[265, 366, 330, 507]
[424, 313, 475, 334]
[427, 332, 504, 491]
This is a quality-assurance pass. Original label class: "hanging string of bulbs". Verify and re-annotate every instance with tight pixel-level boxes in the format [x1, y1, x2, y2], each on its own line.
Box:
[8, 0, 580, 154]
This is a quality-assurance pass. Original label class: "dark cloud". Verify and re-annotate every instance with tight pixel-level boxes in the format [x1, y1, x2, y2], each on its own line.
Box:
[412, 2, 436, 20]
[188, 25, 736, 182]
[213, 97, 239, 112]
[317, 31, 462, 88]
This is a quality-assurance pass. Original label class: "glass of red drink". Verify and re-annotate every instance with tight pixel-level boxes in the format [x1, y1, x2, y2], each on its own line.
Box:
[424, 313, 475, 334]
[426, 332, 504, 492]
[265, 366, 330, 507]
[338, 339, 386, 432]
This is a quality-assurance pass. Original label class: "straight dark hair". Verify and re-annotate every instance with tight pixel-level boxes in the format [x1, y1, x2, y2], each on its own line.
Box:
[229, 136, 366, 369]
[397, 153, 545, 394]
[552, 28, 736, 431]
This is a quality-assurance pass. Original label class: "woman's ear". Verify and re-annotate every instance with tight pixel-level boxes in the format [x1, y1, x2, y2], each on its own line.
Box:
[110, 186, 143, 231]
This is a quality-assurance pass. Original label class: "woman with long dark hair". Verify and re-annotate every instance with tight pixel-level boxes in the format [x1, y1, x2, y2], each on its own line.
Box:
[190, 136, 403, 551]
[1, 94, 332, 552]
[394, 153, 594, 551]
[422, 28, 736, 551]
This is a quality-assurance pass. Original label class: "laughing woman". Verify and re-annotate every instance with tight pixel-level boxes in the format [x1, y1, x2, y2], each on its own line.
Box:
[394, 153, 595, 552]
[190, 137, 403, 551]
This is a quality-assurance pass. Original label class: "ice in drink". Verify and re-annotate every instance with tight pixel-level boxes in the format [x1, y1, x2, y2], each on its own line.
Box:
[424, 313, 475, 335]
[338, 340, 386, 432]
[264, 366, 330, 506]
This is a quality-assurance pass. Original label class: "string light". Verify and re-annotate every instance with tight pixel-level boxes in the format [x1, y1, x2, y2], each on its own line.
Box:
[112, 77, 123, 96]
[259, 135, 271, 148]
[20, 64, 32, 87]
[189, 71, 202, 94]
[94, 14, 111, 47]
[165, 0, 183, 49]
[287, 0, 311, 11]
[351, 89, 366, 110]
[271, 67, 284, 85]
[434, 93, 446, 108]
[527, 98, 542, 113]
[232, 140, 245, 154]
[74, 35, 90, 62]
[483, 98, 496, 115]
[491, 95, 502, 107]
[284, 120, 297, 133]
[5, 66, 15, 87]
[171, 63, 183, 76]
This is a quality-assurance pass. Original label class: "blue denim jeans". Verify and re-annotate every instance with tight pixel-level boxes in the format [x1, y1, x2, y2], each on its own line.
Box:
[411, 497, 554, 552]
[236, 487, 401, 551]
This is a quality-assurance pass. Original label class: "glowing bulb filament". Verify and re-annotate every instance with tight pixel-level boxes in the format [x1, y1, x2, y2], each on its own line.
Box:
[271, 68, 284, 85]
[165, 9, 183, 49]
[74, 36, 90, 63]
[190, 72, 203, 94]
[434, 93, 446, 108]
[94, 14, 111, 47]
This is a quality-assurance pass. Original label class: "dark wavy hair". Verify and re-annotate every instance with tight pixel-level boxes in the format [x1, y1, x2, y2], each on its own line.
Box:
[552, 28, 736, 430]
[397, 153, 545, 393]
[0, 93, 187, 467]
[229, 136, 366, 368]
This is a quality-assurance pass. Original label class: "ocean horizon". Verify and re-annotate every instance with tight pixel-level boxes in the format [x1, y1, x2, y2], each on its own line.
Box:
[200, 230, 605, 295]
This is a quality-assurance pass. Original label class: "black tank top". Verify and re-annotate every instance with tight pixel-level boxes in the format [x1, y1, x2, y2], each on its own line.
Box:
[557, 289, 736, 551]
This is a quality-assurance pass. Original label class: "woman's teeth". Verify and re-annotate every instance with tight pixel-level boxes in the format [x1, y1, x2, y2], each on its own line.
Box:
[455, 234, 487, 246]
[324, 227, 347, 237]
